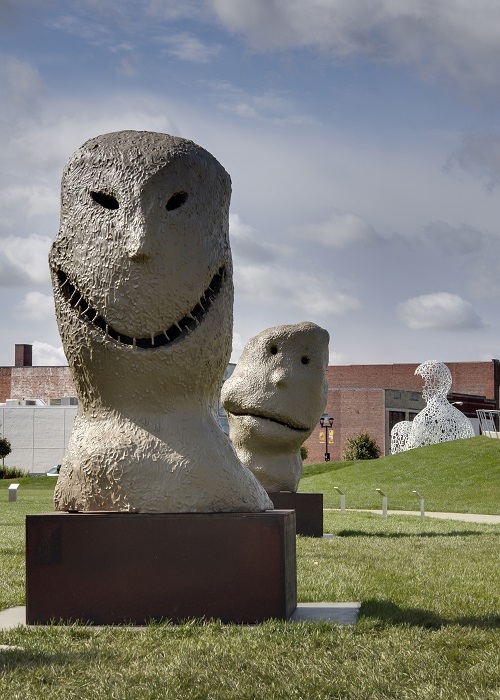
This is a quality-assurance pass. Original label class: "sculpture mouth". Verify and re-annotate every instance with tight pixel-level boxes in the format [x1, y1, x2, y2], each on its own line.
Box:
[227, 409, 309, 432]
[55, 266, 225, 350]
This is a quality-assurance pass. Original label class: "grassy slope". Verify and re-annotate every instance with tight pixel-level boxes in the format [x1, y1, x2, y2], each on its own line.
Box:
[0, 484, 500, 700]
[300, 435, 500, 514]
[0, 488, 499, 699]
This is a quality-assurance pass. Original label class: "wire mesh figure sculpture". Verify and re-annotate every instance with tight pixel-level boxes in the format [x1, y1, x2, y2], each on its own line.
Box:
[390, 419, 413, 454]
[391, 360, 474, 453]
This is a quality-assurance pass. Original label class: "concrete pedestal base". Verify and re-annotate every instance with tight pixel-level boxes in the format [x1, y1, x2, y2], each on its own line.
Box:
[268, 492, 323, 537]
[26, 510, 297, 625]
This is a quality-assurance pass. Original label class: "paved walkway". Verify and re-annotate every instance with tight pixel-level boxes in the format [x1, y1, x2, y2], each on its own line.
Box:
[0, 603, 361, 630]
[326, 508, 500, 524]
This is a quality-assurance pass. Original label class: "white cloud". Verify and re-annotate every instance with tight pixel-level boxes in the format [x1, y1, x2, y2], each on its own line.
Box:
[230, 212, 360, 316]
[229, 212, 291, 264]
[146, 0, 205, 22]
[16, 292, 55, 321]
[0, 235, 51, 286]
[300, 210, 382, 250]
[159, 33, 221, 62]
[397, 292, 483, 331]
[207, 80, 318, 125]
[0, 54, 43, 117]
[0, 185, 59, 219]
[447, 132, 500, 190]
[230, 331, 245, 363]
[32, 341, 67, 366]
[208, 0, 500, 90]
[3, 98, 177, 173]
[236, 263, 361, 317]
[422, 220, 486, 255]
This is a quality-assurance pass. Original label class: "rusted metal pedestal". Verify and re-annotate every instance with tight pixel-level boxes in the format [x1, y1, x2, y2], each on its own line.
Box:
[26, 510, 296, 625]
[268, 492, 323, 537]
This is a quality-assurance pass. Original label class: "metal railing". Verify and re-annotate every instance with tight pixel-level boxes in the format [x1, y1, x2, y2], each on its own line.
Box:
[477, 409, 500, 438]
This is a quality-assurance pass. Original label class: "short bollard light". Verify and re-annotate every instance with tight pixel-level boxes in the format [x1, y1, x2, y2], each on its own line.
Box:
[375, 488, 388, 517]
[8, 484, 19, 503]
[333, 486, 346, 513]
[412, 490, 425, 522]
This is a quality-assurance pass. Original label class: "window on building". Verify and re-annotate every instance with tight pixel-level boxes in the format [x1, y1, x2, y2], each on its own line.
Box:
[408, 412, 418, 421]
[410, 392, 419, 401]
[389, 411, 406, 433]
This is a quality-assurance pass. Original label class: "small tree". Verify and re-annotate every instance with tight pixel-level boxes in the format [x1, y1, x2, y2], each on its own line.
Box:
[0, 437, 12, 467]
[342, 432, 380, 461]
[300, 444, 308, 461]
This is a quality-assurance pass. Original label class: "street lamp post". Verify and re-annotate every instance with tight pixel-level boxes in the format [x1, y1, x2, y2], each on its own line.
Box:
[319, 415, 334, 462]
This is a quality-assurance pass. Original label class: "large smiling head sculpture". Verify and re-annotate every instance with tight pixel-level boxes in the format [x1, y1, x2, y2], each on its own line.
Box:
[221, 322, 329, 492]
[50, 130, 272, 513]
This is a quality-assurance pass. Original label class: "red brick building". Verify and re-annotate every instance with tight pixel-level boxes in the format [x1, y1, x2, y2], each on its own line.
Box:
[2, 345, 498, 463]
[304, 361, 500, 462]
[0, 345, 75, 405]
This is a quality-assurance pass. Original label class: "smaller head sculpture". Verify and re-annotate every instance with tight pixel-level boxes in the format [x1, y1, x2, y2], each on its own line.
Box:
[221, 322, 329, 492]
[415, 360, 452, 402]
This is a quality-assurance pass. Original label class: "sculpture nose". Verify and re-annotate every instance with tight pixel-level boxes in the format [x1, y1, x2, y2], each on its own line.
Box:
[127, 241, 151, 262]
[125, 207, 153, 262]
[271, 367, 288, 389]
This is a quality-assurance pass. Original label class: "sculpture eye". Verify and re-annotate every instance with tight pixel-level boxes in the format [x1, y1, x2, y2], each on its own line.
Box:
[91, 191, 119, 210]
[270, 345, 278, 355]
[301, 356, 310, 365]
[166, 191, 188, 211]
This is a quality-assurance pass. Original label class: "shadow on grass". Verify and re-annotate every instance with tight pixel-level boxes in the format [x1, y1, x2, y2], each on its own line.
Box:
[0, 646, 84, 672]
[336, 530, 492, 538]
[360, 600, 500, 629]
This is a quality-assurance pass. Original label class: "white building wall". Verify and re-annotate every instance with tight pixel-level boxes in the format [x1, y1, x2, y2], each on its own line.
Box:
[0, 406, 77, 473]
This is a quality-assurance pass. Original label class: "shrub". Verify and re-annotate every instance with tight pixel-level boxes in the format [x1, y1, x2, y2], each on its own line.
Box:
[0, 465, 26, 479]
[300, 444, 308, 461]
[0, 437, 11, 466]
[342, 432, 381, 461]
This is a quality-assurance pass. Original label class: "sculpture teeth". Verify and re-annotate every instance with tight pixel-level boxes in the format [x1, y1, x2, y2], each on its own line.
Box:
[56, 264, 225, 350]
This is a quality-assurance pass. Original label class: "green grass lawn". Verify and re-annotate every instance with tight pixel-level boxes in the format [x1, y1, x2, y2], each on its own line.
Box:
[0, 480, 499, 699]
[300, 435, 500, 514]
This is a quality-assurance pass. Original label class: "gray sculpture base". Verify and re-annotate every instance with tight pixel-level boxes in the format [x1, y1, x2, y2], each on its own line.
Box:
[26, 510, 297, 625]
[269, 492, 323, 537]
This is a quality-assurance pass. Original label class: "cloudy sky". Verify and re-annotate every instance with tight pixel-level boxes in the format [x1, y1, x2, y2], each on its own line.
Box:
[2, 0, 500, 367]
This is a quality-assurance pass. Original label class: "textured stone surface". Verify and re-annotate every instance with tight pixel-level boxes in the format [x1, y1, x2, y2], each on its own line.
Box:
[50, 130, 272, 513]
[221, 322, 329, 492]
